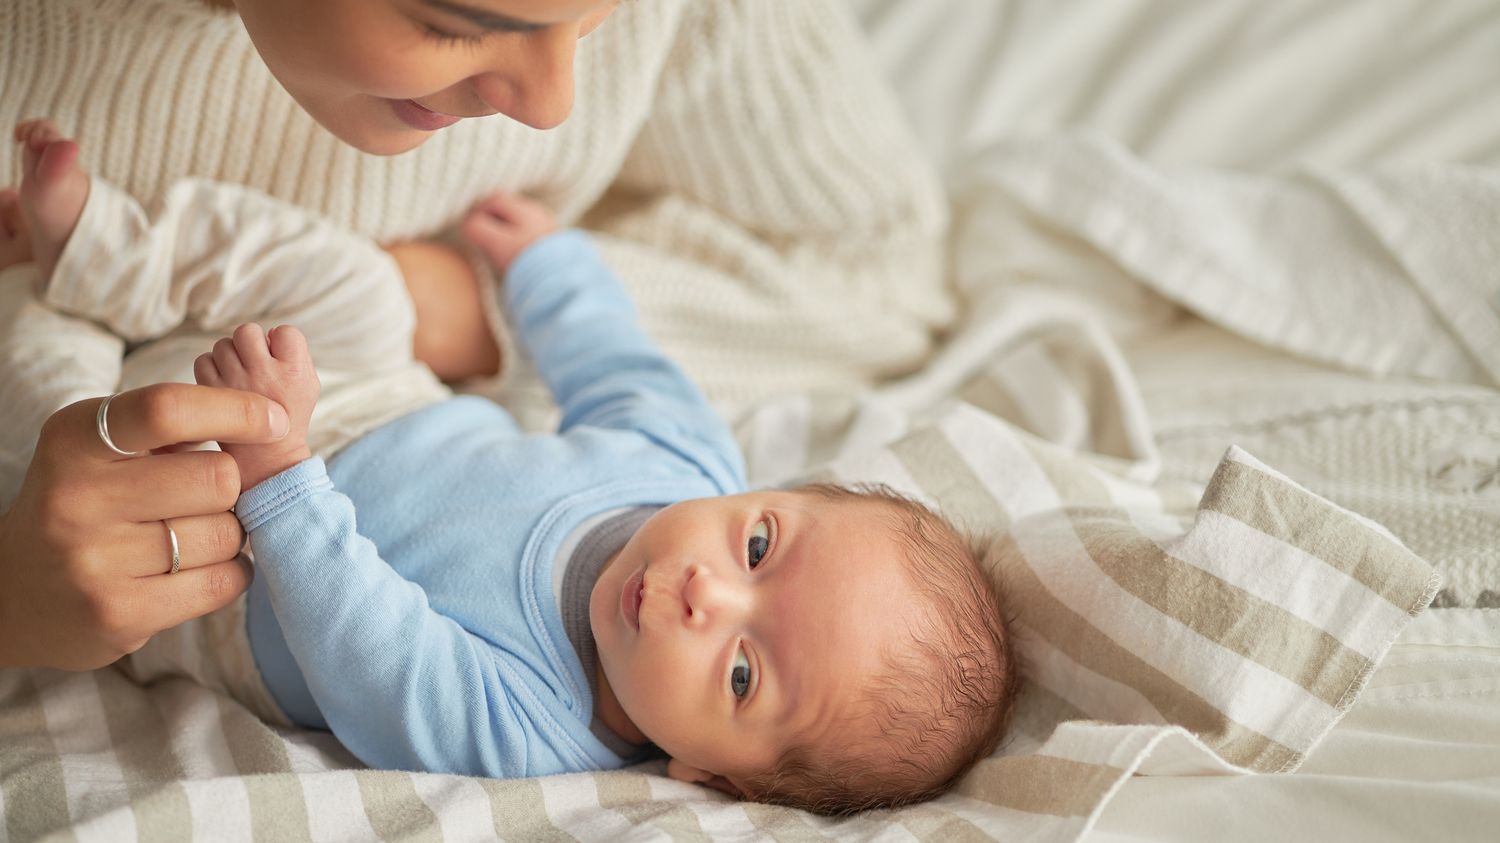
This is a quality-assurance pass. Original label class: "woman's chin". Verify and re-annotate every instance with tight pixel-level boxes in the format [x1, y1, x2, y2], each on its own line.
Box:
[306, 103, 437, 157]
[340, 123, 434, 157]
[354, 130, 433, 157]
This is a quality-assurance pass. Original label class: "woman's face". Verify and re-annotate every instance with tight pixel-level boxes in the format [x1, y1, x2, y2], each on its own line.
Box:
[232, 0, 620, 155]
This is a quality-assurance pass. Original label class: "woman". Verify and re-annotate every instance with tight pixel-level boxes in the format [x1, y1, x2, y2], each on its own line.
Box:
[0, 0, 950, 669]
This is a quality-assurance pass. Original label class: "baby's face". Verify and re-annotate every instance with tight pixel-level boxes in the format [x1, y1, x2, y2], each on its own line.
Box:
[590, 491, 919, 788]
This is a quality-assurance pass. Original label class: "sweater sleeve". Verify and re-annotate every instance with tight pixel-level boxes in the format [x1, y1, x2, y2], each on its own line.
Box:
[504, 231, 744, 491]
[236, 458, 543, 777]
[583, 0, 953, 409]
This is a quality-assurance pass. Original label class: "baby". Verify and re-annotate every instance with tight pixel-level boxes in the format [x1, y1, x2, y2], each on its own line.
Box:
[5, 120, 1017, 815]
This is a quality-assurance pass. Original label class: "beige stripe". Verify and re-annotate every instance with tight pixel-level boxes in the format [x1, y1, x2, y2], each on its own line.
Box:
[95, 668, 192, 842]
[215, 697, 313, 841]
[1204, 460, 1433, 612]
[1075, 515, 1374, 709]
[355, 771, 442, 843]
[890, 426, 1012, 533]
[0, 671, 73, 843]
[999, 534, 1300, 771]
[1009, 683, 1089, 747]
[595, 772, 711, 841]
[216, 695, 293, 774]
[957, 370, 1028, 436]
[478, 777, 577, 842]
[955, 755, 1121, 817]
[241, 775, 314, 843]
[896, 804, 1002, 843]
[1022, 439, 1114, 507]
[739, 802, 828, 841]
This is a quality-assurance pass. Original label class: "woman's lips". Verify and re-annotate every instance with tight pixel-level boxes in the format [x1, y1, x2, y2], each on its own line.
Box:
[621, 567, 645, 630]
[389, 98, 462, 131]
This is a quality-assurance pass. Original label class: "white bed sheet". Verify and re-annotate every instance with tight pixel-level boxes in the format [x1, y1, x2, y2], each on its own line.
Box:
[848, 0, 1500, 177]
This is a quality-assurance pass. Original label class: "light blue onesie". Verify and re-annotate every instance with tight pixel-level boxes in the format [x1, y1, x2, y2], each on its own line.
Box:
[234, 231, 747, 778]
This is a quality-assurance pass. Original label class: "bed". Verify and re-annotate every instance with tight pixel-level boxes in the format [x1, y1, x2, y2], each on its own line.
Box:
[3, 1, 1498, 840]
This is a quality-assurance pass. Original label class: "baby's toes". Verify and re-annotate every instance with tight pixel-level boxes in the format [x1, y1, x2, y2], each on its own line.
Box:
[193, 352, 222, 387]
[13, 119, 60, 147]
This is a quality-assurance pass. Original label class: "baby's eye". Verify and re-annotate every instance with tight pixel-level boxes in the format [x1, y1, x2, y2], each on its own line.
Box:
[747, 519, 770, 569]
[731, 646, 753, 699]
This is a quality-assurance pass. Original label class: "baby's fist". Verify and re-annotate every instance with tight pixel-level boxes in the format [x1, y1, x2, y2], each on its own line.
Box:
[194, 323, 320, 491]
[460, 192, 556, 273]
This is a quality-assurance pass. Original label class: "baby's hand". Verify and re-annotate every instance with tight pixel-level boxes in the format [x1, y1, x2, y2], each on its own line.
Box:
[194, 323, 320, 492]
[460, 192, 556, 273]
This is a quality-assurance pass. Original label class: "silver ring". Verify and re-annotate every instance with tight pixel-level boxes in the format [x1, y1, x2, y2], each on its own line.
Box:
[96, 393, 145, 457]
[164, 519, 181, 575]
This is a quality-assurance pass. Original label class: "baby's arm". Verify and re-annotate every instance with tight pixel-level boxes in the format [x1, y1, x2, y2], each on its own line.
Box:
[196, 325, 529, 777]
[464, 195, 745, 489]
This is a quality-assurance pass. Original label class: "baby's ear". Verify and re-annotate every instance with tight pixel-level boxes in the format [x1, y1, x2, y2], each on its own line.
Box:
[666, 758, 745, 799]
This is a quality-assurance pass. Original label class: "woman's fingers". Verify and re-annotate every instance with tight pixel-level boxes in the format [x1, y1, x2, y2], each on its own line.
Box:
[101, 450, 242, 522]
[130, 556, 255, 641]
[64, 383, 289, 460]
[115, 512, 245, 579]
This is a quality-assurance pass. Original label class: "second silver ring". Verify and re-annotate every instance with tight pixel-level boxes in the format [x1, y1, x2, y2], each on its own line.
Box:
[163, 519, 181, 575]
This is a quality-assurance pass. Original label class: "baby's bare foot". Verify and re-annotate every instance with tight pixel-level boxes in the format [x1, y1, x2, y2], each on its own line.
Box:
[0, 188, 34, 272]
[194, 323, 321, 491]
[13, 119, 90, 279]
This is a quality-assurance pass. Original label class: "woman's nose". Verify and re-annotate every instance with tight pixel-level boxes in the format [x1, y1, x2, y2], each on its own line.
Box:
[470, 26, 580, 130]
[681, 566, 749, 629]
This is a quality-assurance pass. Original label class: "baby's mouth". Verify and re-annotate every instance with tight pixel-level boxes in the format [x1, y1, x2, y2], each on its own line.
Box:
[621, 566, 645, 630]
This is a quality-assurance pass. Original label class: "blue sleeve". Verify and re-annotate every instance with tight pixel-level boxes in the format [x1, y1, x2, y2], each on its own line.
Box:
[504, 231, 745, 492]
[236, 458, 542, 777]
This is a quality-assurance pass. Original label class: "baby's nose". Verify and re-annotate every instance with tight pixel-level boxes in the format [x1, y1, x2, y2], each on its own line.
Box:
[681, 566, 749, 629]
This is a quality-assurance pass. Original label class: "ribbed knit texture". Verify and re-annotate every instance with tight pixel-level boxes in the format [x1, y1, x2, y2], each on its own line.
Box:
[0, 0, 951, 423]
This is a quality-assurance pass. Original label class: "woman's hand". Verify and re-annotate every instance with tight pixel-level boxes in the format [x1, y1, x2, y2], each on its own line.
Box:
[0, 383, 291, 670]
[385, 239, 501, 383]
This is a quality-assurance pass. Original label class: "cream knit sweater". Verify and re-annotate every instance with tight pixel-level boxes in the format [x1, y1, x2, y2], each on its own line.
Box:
[0, 0, 950, 491]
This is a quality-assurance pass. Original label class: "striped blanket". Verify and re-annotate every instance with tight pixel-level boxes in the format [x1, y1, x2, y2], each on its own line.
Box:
[0, 394, 1437, 841]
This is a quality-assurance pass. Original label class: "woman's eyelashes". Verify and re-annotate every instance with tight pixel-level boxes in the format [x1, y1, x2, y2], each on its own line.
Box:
[420, 24, 490, 47]
[731, 644, 753, 699]
[747, 517, 771, 569]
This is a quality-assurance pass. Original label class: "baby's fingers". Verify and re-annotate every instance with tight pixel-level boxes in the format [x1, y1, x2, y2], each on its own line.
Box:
[473, 192, 551, 228]
[193, 353, 222, 387]
[211, 336, 248, 382]
[267, 325, 309, 364]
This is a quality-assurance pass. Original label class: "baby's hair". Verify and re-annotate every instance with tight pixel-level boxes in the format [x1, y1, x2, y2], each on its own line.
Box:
[741, 482, 1019, 816]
